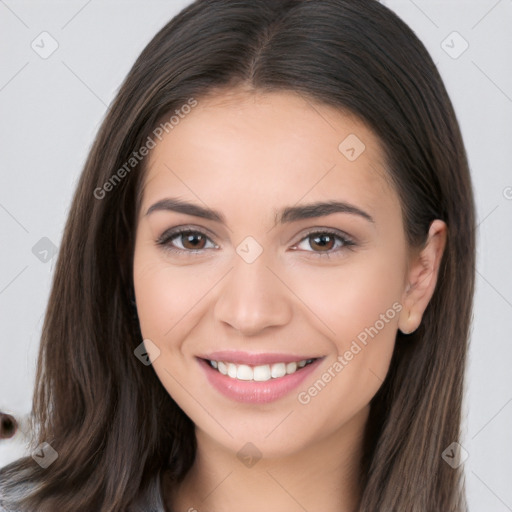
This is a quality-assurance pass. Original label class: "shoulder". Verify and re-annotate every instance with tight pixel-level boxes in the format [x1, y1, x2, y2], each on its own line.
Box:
[0, 477, 35, 512]
[127, 469, 169, 512]
[0, 468, 169, 512]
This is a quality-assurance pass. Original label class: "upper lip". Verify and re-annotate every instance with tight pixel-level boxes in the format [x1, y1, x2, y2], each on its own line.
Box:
[198, 351, 322, 365]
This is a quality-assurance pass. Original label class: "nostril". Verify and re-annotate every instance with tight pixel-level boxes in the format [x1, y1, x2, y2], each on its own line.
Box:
[0, 413, 18, 439]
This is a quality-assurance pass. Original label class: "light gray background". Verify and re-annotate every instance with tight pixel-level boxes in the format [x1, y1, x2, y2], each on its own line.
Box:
[0, 0, 511, 509]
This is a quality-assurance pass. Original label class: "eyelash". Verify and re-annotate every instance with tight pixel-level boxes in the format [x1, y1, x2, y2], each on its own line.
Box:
[155, 226, 356, 259]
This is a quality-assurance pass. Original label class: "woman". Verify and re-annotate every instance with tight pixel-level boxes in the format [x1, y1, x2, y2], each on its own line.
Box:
[0, 0, 475, 510]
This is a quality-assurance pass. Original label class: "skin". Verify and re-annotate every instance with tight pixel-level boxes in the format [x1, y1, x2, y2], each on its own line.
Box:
[132, 87, 447, 512]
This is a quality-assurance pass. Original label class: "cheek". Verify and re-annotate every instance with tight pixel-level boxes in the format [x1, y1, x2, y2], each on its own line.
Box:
[285, 247, 404, 341]
[133, 239, 182, 340]
[132, 242, 222, 345]
[289, 251, 403, 415]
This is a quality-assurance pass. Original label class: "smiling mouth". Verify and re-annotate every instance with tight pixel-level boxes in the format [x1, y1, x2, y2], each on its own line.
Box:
[202, 357, 319, 382]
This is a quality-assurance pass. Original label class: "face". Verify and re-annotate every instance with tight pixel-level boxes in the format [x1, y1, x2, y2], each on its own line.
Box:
[133, 88, 412, 457]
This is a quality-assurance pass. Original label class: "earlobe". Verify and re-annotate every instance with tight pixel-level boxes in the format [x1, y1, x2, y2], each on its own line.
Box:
[398, 309, 422, 335]
[398, 220, 447, 336]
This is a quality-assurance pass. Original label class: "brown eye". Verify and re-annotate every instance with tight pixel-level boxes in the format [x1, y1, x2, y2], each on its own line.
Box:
[293, 230, 355, 256]
[309, 233, 336, 251]
[180, 232, 208, 250]
[156, 228, 217, 254]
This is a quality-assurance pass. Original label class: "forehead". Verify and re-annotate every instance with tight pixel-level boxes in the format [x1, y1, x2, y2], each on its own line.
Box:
[140, 88, 398, 220]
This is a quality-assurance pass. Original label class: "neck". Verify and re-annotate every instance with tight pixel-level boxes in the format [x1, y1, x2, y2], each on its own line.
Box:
[165, 405, 369, 512]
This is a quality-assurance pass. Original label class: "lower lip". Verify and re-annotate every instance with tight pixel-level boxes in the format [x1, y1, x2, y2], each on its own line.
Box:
[197, 357, 324, 404]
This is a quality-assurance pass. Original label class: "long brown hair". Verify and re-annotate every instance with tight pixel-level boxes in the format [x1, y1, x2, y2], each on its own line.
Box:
[0, 0, 475, 510]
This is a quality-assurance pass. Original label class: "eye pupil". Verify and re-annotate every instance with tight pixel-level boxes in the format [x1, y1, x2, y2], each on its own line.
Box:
[183, 232, 206, 250]
[161, 229, 348, 256]
[310, 234, 335, 251]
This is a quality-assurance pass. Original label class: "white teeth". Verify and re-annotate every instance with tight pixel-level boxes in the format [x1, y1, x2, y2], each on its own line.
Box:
[271, 363, 286, 378]
[208, 358, 315, 381]
[227, 363, 237, 379]
[236, 364, 253, 380]
[286, 362, 297, 373]
[253, 364, 271, 381]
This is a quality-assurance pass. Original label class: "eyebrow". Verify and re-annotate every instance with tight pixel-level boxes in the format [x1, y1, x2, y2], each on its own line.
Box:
[145, 197, 375, 224]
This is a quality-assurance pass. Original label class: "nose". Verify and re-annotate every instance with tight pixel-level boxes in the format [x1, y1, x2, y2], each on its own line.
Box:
[213, 252, 293, 337]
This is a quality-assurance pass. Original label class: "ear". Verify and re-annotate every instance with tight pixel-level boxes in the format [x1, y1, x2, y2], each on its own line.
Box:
[398, 219, 447, 335]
